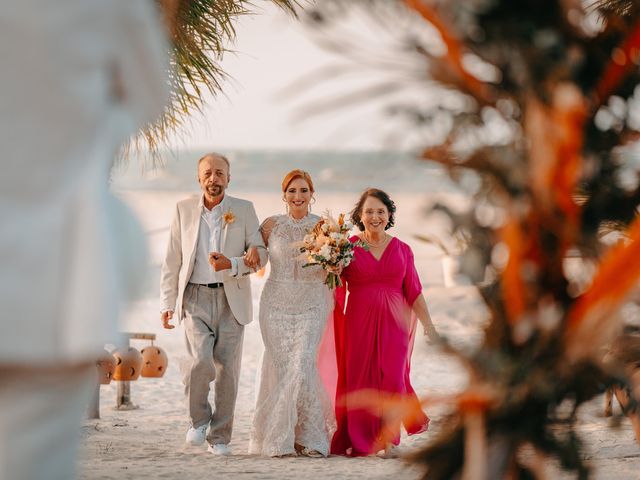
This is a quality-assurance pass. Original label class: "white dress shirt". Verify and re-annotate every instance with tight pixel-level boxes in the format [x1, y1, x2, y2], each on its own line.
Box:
[189, 195, 237, 285]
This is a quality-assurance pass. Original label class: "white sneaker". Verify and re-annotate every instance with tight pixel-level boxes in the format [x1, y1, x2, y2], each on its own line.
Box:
[185, 424, 208, 446]
[207, 443, 231, 456]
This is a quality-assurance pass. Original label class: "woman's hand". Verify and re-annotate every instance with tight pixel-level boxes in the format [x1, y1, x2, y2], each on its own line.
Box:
[412, 294, 441, 344]
[243, 246, 260, 270]
[423, 323, 442, 344]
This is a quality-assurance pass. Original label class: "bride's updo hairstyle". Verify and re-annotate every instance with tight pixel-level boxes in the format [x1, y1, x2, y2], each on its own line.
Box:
[281, 169, 315, 193]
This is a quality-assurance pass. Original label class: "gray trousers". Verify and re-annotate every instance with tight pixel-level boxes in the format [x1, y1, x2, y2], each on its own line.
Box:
[182, 283, 244, 445]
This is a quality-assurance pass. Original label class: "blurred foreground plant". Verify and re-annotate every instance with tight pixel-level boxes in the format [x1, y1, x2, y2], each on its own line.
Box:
[306, 0, 640, 477]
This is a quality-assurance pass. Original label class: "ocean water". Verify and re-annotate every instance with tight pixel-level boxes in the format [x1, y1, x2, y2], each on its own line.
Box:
[112, 149, 473, 287]
[111, 149, 469, 195]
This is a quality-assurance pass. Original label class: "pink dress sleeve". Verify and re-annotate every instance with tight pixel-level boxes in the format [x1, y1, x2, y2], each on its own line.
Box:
[402, 244, 422, 306]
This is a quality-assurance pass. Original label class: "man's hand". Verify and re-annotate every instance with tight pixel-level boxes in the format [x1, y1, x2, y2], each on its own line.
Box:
[209, 251, 232, 271]
[161, 310, 175, 330]
[243, 246, 260, 270]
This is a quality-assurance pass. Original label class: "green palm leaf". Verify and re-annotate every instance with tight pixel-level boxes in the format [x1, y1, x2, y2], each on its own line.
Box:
[129, 0, 299, 160]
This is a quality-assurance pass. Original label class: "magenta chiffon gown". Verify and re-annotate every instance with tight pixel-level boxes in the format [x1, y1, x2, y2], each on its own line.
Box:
[330, 236, 429, 456]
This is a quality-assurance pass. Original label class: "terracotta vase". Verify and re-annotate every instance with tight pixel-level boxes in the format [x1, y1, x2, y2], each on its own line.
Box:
[140, 345, 168, 378]
[112, 346, 143, 381]
[96, 349, 116, 385]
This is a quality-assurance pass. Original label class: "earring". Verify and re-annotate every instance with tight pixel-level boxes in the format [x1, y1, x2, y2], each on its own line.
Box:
[283, 197, 289, 214]
[309, 196, 316, 213]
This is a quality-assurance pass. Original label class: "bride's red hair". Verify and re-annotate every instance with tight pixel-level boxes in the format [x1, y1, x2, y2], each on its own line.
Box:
[281, 169, 315, 193]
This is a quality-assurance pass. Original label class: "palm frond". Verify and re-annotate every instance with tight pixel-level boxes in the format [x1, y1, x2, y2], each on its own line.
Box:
[590, 0, 640, 17]
[128, 0, 300, 163]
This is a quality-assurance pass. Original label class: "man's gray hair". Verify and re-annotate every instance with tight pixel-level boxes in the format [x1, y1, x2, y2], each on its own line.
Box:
[198, 152, 230, 172]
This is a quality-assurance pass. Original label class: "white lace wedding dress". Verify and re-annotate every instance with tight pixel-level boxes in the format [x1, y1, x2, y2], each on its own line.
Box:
[249, 214, 335, 457]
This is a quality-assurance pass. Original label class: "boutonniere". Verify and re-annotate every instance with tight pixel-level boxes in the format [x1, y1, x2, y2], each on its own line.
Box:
[223, 210, 236, 226]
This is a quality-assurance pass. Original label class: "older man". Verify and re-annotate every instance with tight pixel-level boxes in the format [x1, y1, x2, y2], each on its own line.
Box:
[160, 153, 266, 455]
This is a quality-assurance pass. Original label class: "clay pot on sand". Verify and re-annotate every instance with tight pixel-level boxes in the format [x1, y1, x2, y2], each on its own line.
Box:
[140, 345, 168, 378]
[112, 346, 143, 381]
[96, 349, 116, 385]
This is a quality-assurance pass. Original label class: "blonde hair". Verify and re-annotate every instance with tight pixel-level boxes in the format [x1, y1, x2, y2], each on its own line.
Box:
[281, 169, 314, 193]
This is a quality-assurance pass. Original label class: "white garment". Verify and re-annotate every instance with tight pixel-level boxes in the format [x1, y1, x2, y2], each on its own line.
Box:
[190, 195, 227, 284]
[0, 367, 95, 480]
[0, 0, 168, 363]
[0, 5, 168, 480]
[249, 214, 335, 457]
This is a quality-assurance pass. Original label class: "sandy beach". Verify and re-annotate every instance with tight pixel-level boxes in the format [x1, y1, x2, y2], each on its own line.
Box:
[77, 189, 640, 479]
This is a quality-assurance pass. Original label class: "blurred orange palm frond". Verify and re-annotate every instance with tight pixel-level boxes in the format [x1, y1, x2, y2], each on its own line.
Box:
[566, 215, 640, 359]
[595, 20, 640, 106]
[342, 386, 498, 445]
[455, 385, 498, 413]
[549, 85, 586, 224]
[499, 217, 529, 326]
[402, 0, 493, 105]
[340, 389, 426, 451]
[341, 389, 425, 423]
[525, 84, 586, 232]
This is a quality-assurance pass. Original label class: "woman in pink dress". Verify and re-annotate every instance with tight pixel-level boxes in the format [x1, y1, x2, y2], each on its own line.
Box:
[330, 188, 439, 458]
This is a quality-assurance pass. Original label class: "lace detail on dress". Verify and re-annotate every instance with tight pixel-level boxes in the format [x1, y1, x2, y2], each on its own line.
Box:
[249, 214, 336, 457]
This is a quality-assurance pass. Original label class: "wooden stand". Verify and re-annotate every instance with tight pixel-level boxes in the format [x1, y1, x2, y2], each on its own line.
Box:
[116, 380, 138, 410]
[87, 332, 158, 419]
[114, 332, 156, 410]
[88, 381, 101, 419]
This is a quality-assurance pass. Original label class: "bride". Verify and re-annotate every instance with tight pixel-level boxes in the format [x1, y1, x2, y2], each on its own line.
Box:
[247, 169, 334, 457]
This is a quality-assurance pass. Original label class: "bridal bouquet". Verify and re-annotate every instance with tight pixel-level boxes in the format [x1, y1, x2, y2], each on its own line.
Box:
[298, 212, 366, 289]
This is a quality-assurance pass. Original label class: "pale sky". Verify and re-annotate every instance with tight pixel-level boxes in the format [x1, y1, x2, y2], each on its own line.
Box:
[170, 3, 431, 152]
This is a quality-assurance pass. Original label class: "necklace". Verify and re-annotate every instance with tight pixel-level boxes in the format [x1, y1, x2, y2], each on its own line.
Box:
[364, 232, 388, 248]
[288, 212, 309, 223]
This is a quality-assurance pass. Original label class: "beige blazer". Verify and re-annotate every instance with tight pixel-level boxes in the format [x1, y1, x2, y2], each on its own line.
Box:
[160, 195, 267, 325]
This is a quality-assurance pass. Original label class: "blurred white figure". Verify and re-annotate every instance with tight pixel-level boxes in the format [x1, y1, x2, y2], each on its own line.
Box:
[0, 1, 168, 479]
